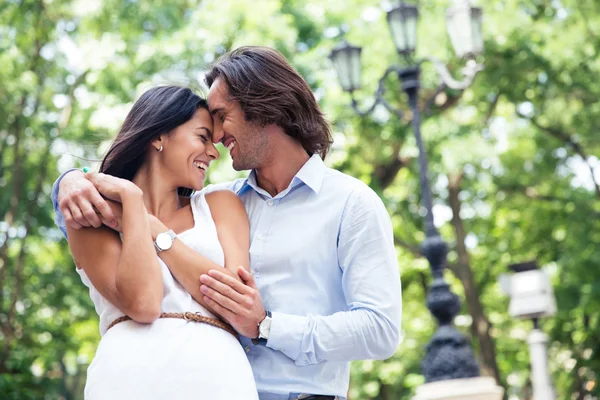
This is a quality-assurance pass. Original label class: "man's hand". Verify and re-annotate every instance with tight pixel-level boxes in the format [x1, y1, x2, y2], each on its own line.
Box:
[200, 267, 266, 338]
[58, 170, 116, 230]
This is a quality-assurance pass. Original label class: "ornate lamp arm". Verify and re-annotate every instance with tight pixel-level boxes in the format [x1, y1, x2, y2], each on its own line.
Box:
[350, 66, 405, 119]
[421, 56, 483, 90]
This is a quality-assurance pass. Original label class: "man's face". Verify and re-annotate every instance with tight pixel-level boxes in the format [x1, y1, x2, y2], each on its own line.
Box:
[208, 78, 268, 171]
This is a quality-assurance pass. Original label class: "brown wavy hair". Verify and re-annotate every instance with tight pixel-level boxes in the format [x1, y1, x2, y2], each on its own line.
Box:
[205, 46, 333, 159]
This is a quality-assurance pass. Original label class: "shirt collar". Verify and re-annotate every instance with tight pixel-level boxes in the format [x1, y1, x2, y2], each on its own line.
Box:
[236, 154, 326, 197]
[294, 154, 326, 194]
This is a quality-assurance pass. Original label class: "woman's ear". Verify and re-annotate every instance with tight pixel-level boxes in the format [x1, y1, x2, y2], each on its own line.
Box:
[151, 136, 163, 152]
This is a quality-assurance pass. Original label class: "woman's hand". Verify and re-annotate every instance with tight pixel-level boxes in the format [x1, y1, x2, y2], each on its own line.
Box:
[103, 200, 124, 232]
[85, 172, 142, 203]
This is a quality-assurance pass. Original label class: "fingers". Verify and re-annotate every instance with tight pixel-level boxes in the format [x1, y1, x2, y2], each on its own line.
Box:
[62, 207, 83, 230]
[58, 170, 111, 229]
[86, 173, 116, 200]
[200, 274, 248, 301]
[237, 267, 258, 289]
[200, 284, 239, 313]
[203, 296, 235, 322]
[207, 270, 253, 295]
[69, 199, 91, 228]
[79, 200, 102, 228]
[88, 189, 117, 227]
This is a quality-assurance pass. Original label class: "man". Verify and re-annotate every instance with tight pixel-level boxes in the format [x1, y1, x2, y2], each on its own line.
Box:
[52, 46, 401, 400]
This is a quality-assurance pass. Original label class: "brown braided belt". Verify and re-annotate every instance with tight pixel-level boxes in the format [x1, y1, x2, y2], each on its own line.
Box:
[107, 312, 238, 338]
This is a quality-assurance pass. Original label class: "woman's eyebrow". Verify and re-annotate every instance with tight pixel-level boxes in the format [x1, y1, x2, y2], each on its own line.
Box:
[196, 126, 213, 139]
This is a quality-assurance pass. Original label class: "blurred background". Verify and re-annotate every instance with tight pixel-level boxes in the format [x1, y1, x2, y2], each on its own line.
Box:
[1, 0, 599, 399]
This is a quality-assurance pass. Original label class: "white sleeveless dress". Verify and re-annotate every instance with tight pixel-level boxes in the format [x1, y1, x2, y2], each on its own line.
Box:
[77, 191, 258, 399]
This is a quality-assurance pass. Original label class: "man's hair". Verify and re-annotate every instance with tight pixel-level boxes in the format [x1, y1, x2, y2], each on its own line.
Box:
[205, 46, 333, 159]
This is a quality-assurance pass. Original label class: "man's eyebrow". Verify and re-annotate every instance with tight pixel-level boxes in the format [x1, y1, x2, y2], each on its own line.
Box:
[210, 107, 224, 117]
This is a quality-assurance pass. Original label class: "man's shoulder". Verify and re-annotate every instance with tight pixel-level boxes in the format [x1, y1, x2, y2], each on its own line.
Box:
[322, 167, 379, 198]
[202, 178, 247, 194]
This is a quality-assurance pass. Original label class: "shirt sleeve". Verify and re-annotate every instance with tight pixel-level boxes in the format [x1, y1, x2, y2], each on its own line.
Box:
[51, 169, 78, 239]
[266, 185, 402, 366]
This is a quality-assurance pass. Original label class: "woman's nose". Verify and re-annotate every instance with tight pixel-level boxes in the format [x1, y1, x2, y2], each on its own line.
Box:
[207, 142, 220, 160]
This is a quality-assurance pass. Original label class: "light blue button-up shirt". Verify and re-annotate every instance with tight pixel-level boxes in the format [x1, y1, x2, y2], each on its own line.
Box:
[52, 155, 402, 399]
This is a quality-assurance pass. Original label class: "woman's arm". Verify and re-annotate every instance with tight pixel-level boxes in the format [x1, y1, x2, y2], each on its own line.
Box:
[205, 190, 250, 275]
[149, 190, 250, 311]
[67, 177, 163, 323]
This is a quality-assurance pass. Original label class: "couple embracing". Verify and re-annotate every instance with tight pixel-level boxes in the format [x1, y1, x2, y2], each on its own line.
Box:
[52, 46, 402, 400]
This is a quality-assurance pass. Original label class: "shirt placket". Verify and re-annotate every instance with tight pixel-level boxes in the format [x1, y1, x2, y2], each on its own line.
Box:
[246, 197, 279, 358]
[250, 197, 278, 286]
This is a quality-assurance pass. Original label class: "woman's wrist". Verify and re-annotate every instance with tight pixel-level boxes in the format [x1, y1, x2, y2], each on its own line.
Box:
[120, 185, 144, 203]
[147, 214, 167, 240]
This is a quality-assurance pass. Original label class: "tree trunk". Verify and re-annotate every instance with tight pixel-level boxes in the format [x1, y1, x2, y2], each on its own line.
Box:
[447, 172, 502, 385]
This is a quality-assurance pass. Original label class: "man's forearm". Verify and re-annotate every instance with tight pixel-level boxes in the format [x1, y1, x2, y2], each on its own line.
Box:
[267, 306, 401, 366]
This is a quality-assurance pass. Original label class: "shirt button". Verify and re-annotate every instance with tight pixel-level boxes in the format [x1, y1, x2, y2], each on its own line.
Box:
[256, 234, 263, 240]
[267, 200, 274, 206]
[245, 346, 250, 353]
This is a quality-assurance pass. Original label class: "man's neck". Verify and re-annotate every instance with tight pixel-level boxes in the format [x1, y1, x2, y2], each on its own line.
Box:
[254, 147, 310, 198]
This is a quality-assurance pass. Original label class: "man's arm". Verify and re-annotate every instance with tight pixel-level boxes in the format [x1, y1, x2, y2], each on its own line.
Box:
[266, 186, 402, 364]
[201, 185, 402, 365]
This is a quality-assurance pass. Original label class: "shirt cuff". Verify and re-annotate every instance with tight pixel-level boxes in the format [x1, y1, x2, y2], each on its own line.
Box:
[51, 168, 79, 209]
[266, 311, 308, 362]
[52, 168, 79, 239]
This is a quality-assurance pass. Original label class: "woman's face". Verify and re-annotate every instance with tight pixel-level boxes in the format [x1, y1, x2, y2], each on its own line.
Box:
[160, 107, 219, 190]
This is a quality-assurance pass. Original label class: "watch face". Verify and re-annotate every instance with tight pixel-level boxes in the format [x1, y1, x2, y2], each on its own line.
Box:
[156, 233, 173, 250]
[259, 318, 272, 338]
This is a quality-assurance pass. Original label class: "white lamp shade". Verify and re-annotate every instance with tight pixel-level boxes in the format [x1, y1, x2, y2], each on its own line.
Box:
[387, 3, 419, 55]
[330, 42, 362, 92]
[446, 1, 484, 58]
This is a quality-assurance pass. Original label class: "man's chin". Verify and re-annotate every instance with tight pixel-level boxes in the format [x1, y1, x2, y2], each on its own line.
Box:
[232, 160, 251, 171]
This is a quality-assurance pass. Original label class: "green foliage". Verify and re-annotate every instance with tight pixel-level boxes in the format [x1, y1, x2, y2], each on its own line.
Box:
[1, 0, 599, 399]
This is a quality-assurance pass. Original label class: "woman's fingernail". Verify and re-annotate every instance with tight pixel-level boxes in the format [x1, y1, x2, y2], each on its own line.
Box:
[83, 167, 89, 173]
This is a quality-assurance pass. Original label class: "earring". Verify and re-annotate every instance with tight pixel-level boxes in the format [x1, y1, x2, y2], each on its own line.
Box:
[157, 145, 163, 152]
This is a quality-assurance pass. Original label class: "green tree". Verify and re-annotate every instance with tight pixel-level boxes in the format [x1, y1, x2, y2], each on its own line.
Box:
[1, 0, 599, 399]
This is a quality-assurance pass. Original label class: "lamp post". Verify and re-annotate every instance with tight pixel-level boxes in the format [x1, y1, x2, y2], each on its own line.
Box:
[331, 1, 503, 399]
[500, 261, 557, 399]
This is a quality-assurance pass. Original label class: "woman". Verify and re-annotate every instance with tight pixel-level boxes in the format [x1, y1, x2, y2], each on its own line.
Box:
[66, 86, 258, 399]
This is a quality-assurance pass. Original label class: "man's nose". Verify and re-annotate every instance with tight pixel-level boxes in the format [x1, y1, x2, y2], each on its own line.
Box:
[212, 126, 225, 144]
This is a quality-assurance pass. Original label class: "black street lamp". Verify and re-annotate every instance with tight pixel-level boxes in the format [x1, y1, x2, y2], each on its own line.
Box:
[331, 0, 489, 387]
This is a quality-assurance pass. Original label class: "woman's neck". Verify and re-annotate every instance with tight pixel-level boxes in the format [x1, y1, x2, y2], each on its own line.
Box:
[132, 163, 181, 220]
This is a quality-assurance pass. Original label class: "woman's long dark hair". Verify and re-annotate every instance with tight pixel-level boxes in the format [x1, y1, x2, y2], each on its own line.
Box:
[100, 85, 207, 197]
